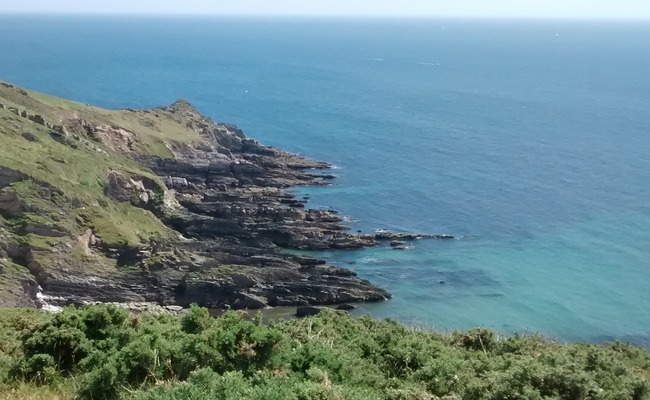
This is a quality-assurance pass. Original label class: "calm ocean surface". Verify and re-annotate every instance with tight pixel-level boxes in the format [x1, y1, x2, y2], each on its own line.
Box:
[1, 15, 649, 345]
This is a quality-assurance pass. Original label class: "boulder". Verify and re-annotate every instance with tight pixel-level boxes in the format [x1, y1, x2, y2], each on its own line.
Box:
[232, 293, 268, 309]
[104, 170, 158, 208]
[0, 189, 24, 214]
[0, 166, 26, 189]
[23, 223, 68, 238]
[21, 132, 39, 142]
[77, 229, 97, 257]
[296, 306, 322, 318]
[163, 176, 189, 189]
[27, 114, 46, 125]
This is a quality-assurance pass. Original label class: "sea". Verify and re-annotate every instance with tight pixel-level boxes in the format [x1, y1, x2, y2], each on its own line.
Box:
[1, 15, 649, 346]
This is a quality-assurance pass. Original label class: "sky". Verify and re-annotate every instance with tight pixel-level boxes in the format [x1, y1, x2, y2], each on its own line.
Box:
[0, 0, 649, 19]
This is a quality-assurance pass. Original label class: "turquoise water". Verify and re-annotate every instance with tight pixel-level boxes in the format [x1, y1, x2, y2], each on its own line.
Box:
[1, 16, 649, 345]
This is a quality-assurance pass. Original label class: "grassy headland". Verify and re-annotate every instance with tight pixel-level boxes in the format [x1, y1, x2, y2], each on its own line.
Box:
[0, 80, 389, 310]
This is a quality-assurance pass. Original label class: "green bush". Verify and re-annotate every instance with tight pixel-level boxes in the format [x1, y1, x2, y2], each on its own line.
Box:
[180, 304, 212, 334]
[77, 361, 120, 400]
[203, 311, 284, 375]
[13, 353, 59, 384]
[21, 324, 91, 373]
[0, 305, 648, 400]
[454, 327, 496, 352]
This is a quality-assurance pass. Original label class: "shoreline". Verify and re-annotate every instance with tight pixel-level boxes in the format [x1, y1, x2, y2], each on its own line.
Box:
[0, 81, 456, 311]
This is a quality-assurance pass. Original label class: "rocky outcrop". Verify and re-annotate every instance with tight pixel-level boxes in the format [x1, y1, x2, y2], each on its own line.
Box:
[0, 102, 58, 131]
[0, 165, 28, 189]
[1, 85, 451, 311]
[104, 170, 163, 207]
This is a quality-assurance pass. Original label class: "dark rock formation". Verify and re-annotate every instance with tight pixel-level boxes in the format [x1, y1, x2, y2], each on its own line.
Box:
[296, 306, 322, 318]
[375, 232, 455, 241]
[0, 85, 448, 312]
[0, 90, 395, 310]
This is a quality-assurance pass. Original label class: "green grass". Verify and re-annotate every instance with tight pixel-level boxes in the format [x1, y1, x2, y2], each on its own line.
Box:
[0, 384, 74, 400]
[0, 306, 648, 400]
[0, 81, 214, 252]
[0, 107, 172, 247]
[1, 81, 202, 155]
[0, 82, 199, 287]
[0, 82, 208, 249]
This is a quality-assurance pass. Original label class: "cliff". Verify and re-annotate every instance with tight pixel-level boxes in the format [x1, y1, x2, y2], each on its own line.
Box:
[0, 81, 398, 310]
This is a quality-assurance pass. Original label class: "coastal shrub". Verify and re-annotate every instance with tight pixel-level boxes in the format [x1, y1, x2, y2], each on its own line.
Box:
[149, 190, 166, 215]
[21, 323, 91, 373]
[383, 384, 436, 400]
[454, 327, 496, 352]
[79, 305, 130, 342]
[13, 353, 59, 384]
[0, 309, 51, 389]
[17, 305, 131, 377]
[137, 368, 377, 400]
[288, 341, 348, 379]
[0, 305, 648, 400]
[77, 361, 121, 400]
[136, 369, 255, 400]
[170, 334, 221, 380]
[203, 311, 284, 375]
[180, 303, 212, 334]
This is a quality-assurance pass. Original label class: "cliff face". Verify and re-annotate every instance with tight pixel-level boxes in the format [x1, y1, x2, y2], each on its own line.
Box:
[0, 81, 392, 309]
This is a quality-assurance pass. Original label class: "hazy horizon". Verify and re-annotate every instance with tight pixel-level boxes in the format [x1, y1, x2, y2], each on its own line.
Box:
[1, 0, 650, 20]
[2, 13, 650, 22]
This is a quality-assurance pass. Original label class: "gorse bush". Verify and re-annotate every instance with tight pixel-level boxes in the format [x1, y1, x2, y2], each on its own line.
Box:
[0, 305, 648, 400]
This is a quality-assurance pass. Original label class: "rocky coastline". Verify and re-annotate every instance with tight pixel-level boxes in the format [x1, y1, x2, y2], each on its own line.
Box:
[0, 82, 452, 312]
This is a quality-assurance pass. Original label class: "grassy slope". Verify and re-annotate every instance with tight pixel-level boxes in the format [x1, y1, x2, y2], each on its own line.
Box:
[0, 83, 190, 245]
[0, 81, 219, 303]
[0, 122, 167, 245]
[0, 82, 218, 298]
[0, 82, 200, 154]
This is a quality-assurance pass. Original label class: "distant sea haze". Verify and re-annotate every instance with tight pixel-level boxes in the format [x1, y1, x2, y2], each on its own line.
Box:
[1, 16, 649, 346]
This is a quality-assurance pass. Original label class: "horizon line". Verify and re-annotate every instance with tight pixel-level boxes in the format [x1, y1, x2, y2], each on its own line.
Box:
[0, 11, 650, 21]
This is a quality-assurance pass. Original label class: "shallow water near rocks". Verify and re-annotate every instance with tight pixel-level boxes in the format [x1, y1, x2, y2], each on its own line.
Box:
[1, 16, 649, 346]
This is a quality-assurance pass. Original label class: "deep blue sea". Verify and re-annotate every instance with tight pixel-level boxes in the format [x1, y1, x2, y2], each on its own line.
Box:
[1, 15, 649, 345]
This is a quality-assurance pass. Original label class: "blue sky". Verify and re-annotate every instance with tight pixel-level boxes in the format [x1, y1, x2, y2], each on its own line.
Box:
[1, 0, 649, 19]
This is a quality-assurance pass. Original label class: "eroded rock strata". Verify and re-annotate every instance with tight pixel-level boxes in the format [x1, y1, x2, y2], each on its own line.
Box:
[0, 82, 449, 310]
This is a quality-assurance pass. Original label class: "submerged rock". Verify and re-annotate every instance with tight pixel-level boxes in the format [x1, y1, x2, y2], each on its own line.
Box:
[376, 232, 454, 241]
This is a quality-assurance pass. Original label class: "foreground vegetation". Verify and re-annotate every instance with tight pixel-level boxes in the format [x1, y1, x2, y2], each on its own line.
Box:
[0, 306, 648, 399]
